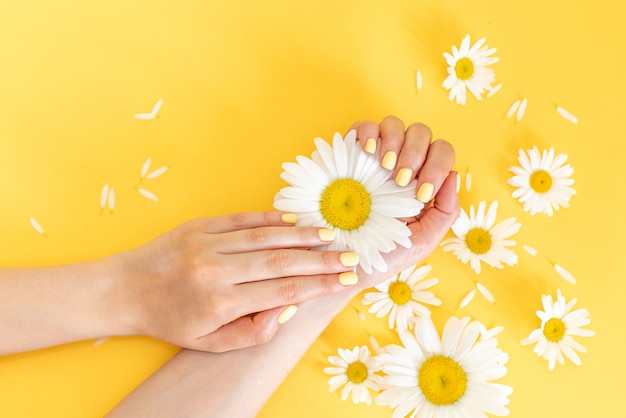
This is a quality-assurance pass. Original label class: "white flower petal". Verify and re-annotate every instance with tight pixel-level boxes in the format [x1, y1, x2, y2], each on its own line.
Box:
[505, 100, 521, 119]
[459, 289, 476, 309]
[141, 158, 152, 178]
[108, 188, 116, 211]
[416, 70, 423, 91]
[523, 244, 538, 256]
[476, 282, 495, 303]
[100, 184, 110, 209]
[556, 106, 579, 124]
[554, 264, 576, 284]
[516, 98, 528, 121]
[137, 188, 159, 201]
[29, 217, 45, 235]
[147, 166, 169, 179]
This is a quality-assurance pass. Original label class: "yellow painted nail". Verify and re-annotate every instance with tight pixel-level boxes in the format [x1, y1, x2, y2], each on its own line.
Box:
[277, 305, 298, 324]
[318, 228, 336, 241]
[395, 168, 413, 187]
[281, 213, 298, 224]
[364, 137, 377, 154]
[340, 252, 360, 267]
[416, 182, 435, 202]
[339, 271, 359, 286]
[381, 151, 397, 170]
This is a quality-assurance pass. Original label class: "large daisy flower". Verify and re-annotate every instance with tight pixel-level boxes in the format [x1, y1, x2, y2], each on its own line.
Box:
[361, 264, 441, 333]
[273, 130, 424, 273]
[521, 290, 594, 371]
[441, 200, 521, 274]
[375, 316, 512, 417]
[443, 34, 499, 105]
[323, 345, 384, 405]
[508, 146, 576, 216]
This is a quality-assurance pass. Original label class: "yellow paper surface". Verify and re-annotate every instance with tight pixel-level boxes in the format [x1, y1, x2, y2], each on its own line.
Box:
[0, 1, 623, 416]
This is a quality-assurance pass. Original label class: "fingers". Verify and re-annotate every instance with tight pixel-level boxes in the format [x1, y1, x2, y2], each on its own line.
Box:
[194, 211, 297, 234]
[215, 225, 335, 254]
[415, 139, 456, 204]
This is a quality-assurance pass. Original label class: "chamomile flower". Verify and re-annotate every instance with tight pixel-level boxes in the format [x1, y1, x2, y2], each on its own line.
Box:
[274, 130, 424, 273]
[361, 264, 441, 333]
[441, 200, 521, 274]
[508, 146, 576, 216]
[443, 34, 499, 105]
[375, 316, 512, 418]
[324, 345, 384, 405]
[521, 290, 594, 371]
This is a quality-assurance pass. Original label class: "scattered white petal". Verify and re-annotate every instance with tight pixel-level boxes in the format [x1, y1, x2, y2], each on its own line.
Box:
[479, 324, 504, 340]
[94, 337, 109, 346]
[137, 188, 159, 201]
[151, 98, 163, 116]
[108, 188, 116, 211]
[465, 170, 472, 192]
[556, 106, 579, 124]
[459, 289, 476, 309]
[147, 166, 169, 179]
[133, 113, 155, 120]
[523, 244, 538, 256]
[100, 184, 110, 209]
[29, 217, 45, 235]
[505, 99, 521, 119]
[516, 98, 528, 121]
[416, 70, 423, 92]
[141, 157, 152, 178]
[368, 335, 381, 355]
[476, 282, 495, 303]
[486, 83, 502, 98]
[554, 264, 576, 284]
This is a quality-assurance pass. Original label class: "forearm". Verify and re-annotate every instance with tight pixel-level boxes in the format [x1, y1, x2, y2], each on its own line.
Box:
[0, 258, 126, 355]
[106, 286, 359, 418]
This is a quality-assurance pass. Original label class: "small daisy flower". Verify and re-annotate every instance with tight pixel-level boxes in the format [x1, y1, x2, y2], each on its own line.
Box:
[441, 200, 521, 274]
[375, 316, 512, 417]
[361, 264, 442, 333]
[274, 130, 424, 273]
[324, 345, 384, 405]
[522, 290, 594, 370]
[443, 34, 499, 105]
[508, 146, 576, 216]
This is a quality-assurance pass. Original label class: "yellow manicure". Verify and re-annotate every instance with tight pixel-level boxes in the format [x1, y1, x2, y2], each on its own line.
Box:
[277, 305, 298, 324]
[318, 228, 336, 241]
[340, 252, 360, 267]
[381, 151, 397, 170]
[395, 168, 413, 187]
[281, 213, 298, 224]
[364, 137, 377, 154]
[416, 182, 434, 202]
[339, 271, 359, 286]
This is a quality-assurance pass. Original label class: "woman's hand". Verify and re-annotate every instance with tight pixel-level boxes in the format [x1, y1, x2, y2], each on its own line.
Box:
[108, 211, 360, 352]
[351, 116, 459, 290]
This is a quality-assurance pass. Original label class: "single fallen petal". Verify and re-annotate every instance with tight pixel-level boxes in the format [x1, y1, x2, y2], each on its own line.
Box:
[141, 157, 152, 178]
[108, 188, 116, 211]
[459, 289, 476, 309]
[476, 282, 495, 303]
[133, 113, 155, 120]
[29, 217, 45, 235]
[368, 335, 381, 355]
[151, 98, 163, 116]
[556, 106, 579, 124]
[523, 244, 538, 256]
[416, 70, 423, 91]
[516, 98, 528, 121]
[486, 83, 502, 98]
[465, 170, 472, 192]
[554, 264, 576, 284]
[147, 166, 169, 179]
[137, 188, 159, 201]
[94, 337, 109, 346]
[100, 184, 109, 209]
[505, 100, 521, 119]
[479, 324, 504, 340]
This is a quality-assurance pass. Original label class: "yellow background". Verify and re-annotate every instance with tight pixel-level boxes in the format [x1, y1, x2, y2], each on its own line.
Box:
[0, 1, 623, 416]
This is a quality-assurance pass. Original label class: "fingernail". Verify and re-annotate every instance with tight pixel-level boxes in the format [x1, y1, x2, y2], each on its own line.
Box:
[281, 213, 298, 224]
[339, 271, 359, 286]
[277, 305, 298, 324]
[395, 168, 413, 187]
[340, 252, 360, 267]
[456, 172, 461, 194]
[381, 151, 397, 170]
[318, 228, 336, 241]
[364, 137, 377, 154]
[416, 182, 434, 202]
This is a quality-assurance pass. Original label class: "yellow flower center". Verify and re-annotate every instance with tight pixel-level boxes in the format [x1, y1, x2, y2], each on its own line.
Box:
[320, 178, 371, 230]
[529, 170, 553, 193]
[389, 281, 412, 305]
[455, 57, 475, 80]
[418, 355, 467, 405]
[543, 318, 566, 342]
[465, 228, 492, 254]
[346, 361, 369, 384]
